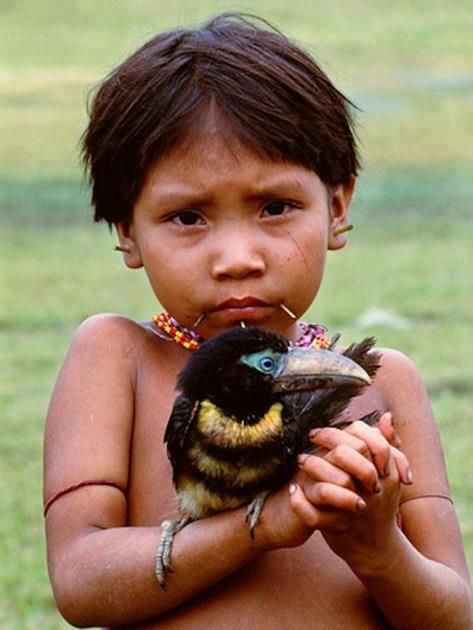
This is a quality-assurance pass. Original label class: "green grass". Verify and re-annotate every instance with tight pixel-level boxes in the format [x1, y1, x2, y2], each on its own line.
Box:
[1, 1, 472, 626]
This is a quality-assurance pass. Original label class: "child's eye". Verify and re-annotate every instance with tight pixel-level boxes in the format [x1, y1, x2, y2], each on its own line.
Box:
[261, 200, 298, 217]
[170, 211, 205, 226]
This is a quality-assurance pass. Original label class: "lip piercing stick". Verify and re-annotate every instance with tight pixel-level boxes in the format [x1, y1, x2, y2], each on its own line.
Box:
[193, 313, 206, 328]
[279, 303, 297, 320]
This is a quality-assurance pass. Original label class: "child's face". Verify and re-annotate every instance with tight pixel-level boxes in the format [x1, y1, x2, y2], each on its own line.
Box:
[117, 133, 353, 340]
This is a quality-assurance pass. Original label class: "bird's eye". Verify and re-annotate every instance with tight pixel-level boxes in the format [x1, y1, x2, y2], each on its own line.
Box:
[239, 349, 284, 375]
[259, 357, 275, 372]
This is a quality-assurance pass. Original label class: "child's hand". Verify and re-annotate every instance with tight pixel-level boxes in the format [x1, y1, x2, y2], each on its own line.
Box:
[289, 413, 412, 570]
[306, 412, 411, 487]
[259, 413, 407, 552]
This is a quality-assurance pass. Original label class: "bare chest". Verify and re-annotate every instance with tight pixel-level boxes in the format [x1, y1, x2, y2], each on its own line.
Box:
[126, 540, 388, 629]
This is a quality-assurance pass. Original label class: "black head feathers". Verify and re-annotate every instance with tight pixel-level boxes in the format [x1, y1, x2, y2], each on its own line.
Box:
[177, 326, 289, 402]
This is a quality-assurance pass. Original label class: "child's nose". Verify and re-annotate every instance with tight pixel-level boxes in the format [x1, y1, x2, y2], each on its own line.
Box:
[211, 230, 266, 280]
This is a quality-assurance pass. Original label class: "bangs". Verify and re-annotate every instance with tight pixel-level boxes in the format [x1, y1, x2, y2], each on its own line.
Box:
[142, 96, 289, 170]
[83, 13, 359, 225]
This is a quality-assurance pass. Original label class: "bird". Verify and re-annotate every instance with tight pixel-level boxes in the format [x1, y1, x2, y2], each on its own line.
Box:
[156, 325, 380, 588]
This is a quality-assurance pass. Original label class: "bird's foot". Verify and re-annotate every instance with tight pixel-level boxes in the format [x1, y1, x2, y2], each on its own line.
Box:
[155, 516, 190, 590]
[246, 491, 270, 539]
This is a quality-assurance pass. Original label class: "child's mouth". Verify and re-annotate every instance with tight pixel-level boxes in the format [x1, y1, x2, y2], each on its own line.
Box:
[210, 297, 273, 324]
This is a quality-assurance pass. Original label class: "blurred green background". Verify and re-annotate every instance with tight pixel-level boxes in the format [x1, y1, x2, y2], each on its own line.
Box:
[1, 1, 472, 626]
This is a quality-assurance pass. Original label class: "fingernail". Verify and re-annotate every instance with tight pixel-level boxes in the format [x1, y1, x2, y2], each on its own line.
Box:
[297, 454, 309, 466]
[405, 468, 414, 485]
[357, 498, 367, 512]
[289, 483, 298, 495]
[309, 428, 322, 439]
[373, 481, 382, 494]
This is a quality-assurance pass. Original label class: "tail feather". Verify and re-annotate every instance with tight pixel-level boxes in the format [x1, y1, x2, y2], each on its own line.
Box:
[342, 337, 381, 379]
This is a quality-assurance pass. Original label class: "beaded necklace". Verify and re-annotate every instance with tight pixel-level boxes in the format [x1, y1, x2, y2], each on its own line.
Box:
[153, 311, 331, 351]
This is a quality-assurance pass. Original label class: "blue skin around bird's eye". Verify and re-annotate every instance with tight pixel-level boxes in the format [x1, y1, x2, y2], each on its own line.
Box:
[239, 349, 286, 376]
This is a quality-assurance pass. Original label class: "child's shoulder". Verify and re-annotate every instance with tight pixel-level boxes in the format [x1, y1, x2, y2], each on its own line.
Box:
[74, 312, 148, 339]
[372, 346, 436, 443]
[375, 347, 427, 402]
[63, 313, 172, 384]
[71, 312, 160, 355]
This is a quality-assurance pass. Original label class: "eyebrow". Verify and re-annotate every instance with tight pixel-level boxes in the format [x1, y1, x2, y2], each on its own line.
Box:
[147, 175, 309, 208]
[243, 176, 307, 201]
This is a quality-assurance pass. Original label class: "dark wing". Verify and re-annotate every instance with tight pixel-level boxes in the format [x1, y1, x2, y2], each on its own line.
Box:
[164, 394, 200, 481]
[279, 401, 304, 479]
[285, 337, 382, 452]
[329, 409, 381, 430]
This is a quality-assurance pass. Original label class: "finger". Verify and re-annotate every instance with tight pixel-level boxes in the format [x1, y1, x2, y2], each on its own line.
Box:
[391, 446, 413, 485]
[345, 420, 391, 478]
[314, 511, 352, 533]
[288, 484, 353, 532]
[324, 443, 380, 493]
[303, 482, 367, 513]
[378, 412, 402, 448]
[288, 482, 322, 528]
[309, 427, 372, 461]
[297, 453, 356, 491]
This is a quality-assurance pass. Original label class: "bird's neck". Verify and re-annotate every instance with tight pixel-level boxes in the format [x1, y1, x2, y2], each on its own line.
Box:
[208, 392, 276, 425]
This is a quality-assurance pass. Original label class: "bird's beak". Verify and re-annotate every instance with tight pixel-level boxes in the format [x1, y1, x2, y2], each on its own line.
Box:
[272, 347, 371, 393]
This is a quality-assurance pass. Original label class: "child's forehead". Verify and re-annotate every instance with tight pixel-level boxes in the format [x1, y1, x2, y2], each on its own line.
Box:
[150, 109, 300, 173]
[136, 104, 325, 200]
[137, 134, 327, 207]
[165, 130, 262, 169]
[149, 133, 298, 179]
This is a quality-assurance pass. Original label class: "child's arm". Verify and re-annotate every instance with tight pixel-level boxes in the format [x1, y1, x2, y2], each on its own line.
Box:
[44, 316, 270, 626]
[46, 493, 275, 626]
[46, 316, 470, 627]
[294, 349, 473, 629]
[44, 315, 329, 626]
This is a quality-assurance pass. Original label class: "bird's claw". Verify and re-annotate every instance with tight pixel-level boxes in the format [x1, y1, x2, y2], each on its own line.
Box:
[155, 517, 190, 590]
[246, 491, 270, 539]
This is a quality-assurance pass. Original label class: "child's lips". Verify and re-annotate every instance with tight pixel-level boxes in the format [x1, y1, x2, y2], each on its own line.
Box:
[210, 298, 273, 323]
[213, 297, 270, 310]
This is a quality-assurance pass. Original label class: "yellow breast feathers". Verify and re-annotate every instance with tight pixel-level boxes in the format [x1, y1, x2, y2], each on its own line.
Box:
[197, 400, 283, 448]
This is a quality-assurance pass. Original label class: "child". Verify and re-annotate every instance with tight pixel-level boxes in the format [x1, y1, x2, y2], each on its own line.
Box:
[44, 13, 472, 628]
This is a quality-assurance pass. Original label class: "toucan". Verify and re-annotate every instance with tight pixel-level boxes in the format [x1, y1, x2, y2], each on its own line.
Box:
[157, 326, 380, 588]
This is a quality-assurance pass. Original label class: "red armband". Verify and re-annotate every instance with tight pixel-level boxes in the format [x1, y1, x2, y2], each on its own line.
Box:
[44, 480, 126, 516]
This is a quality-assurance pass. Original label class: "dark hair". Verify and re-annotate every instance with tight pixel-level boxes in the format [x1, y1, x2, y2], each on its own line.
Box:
[82, 13, 360, 225]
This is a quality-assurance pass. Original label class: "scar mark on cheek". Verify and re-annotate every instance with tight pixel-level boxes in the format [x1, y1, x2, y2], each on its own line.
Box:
[283, 229, 309, 271]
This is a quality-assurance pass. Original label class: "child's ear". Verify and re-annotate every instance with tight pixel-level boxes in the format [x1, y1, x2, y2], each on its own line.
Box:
[114, 222, 143, 269]
[328, 176, 356, 251]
